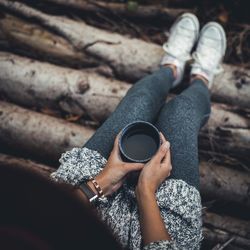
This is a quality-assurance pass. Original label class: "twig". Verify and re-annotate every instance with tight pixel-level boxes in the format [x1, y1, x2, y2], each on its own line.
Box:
[212, 236, 236, 250]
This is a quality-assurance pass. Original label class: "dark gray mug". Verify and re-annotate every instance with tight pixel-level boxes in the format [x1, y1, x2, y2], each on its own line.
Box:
[119, 121, 161, 163]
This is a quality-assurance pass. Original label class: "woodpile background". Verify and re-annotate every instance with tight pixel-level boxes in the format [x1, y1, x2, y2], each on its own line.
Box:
[0, 0, 249, 249]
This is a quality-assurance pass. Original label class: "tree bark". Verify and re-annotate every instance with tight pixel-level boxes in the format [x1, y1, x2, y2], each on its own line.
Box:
[0, 101, 250, 206]
[0, 101, 94, 163]
[200, 162, 250, 206]
[0, 52, 128, 122]
[0, 14, 98, 67]
[0, 153, 53, 176]
[199, 104, 250, 165]
[203, 227, 250, 249]
[1, 0, 250, 108]
[203, 212, 250, 239]
[0, 52, 249, 164]
[44, 0, 189, 20]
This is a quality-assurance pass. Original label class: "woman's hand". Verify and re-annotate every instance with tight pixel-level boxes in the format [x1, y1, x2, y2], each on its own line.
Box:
[88, 132, 144, 196]
[136, 132, 172, 194]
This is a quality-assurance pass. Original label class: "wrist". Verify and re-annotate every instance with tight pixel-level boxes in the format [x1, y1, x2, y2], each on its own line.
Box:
[136, 181, 156, 195]
[135, 184, 156, 200]
[87, 173, 113, 197]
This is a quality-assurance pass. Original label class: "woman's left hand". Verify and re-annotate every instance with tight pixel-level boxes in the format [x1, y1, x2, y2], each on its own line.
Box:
[90, 132, 144, 196]
[136, 132, 172, 195]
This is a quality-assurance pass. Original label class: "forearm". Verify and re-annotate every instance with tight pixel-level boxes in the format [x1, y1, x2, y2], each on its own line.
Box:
[136, 187, 171, 246]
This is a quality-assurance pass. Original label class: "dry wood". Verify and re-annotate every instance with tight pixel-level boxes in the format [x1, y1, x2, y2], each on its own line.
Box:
[0, 101, 94, 163]
[200, 162, 250, 207]
[203, 227, 250, 248]
[0, 52, 128, 121]
[45, 0, 189, 20]
[0, 101, 250, 206]
[199, 104, 250, 164]
[0, 14, 98, 67]
[203, 212, 250, 239]
[1, 0, 250, 108]
[0, 52, 249, 164]
[0, 153, 53, 176]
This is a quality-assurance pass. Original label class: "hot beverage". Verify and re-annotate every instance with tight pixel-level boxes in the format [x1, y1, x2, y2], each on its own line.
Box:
[119, 121, 160, 163]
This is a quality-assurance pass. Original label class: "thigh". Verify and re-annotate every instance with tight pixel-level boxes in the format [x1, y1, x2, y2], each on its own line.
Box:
[155, 81, 211, 190]
[84, 68, 174, 159]
[155, 95, 201, 190]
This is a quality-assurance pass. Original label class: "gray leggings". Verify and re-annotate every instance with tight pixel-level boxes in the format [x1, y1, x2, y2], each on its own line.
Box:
[84, 67, 211, 190]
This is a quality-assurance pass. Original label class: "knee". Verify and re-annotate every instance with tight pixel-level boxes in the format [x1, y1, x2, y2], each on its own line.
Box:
[165, 96, 195, 119]
[158, 96, 199, 132]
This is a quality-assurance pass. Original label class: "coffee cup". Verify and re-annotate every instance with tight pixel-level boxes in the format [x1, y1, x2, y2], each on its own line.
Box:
[119, 121, 161, 163]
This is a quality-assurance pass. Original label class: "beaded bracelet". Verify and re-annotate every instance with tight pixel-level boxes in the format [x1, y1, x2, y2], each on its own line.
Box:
[89, 176, 105, 198]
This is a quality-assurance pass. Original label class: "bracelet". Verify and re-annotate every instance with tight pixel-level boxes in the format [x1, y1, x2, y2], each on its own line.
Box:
[89, 176, 105, 198]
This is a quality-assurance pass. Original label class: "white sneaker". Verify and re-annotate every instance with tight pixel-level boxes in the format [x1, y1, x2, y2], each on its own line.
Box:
[161, 13, 199, 88]
[191, 22, 227, 87]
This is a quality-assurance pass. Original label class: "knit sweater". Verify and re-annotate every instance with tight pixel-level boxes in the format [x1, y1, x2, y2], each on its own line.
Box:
[51, 147, 203, 250]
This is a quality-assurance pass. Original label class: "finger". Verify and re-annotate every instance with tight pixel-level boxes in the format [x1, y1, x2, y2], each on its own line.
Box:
[162, 142, 171, 164]
[151, 141, 170, 164]
[160, 132, 167, 144]
[112, 131, 122, 154]
[109, 131, 123, 163]
[125, 163, 144, 173]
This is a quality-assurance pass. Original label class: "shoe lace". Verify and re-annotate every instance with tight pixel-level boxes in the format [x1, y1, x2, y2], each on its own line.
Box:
[162, 31, 192, 61]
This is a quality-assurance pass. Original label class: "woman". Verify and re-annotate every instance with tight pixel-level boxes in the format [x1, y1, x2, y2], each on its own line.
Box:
[51, 13, 226, 250]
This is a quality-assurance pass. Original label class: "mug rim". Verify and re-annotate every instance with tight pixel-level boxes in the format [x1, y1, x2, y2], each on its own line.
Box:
[118, 120, 161, 163]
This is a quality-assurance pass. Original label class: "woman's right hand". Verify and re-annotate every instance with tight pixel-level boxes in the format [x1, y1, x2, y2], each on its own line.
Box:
[136, 132, 172, 194]
[89, 132, 144, 196]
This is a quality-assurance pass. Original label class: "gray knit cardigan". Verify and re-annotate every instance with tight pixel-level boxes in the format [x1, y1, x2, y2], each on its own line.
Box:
[51, 147, 203, 250]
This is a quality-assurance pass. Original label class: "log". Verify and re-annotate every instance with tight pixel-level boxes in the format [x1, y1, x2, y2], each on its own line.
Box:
[44, 0, 189, 20]
[0, 101, 250, 207]
[203, 212, 250, 239]
[203, 227, 250, 249]
[0, 52, 128, 121]
[0, 14, 98, 67]
[0, 53, 249, 164]
[0, 153, 53, 176]
[0, 101, 94, 163]
[199, 104, 250, 164]
[200, 163, 250, 207]
[1, 0, 250, 108]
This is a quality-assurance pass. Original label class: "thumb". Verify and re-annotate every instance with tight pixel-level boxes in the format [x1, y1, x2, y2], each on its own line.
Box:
[152, 141, 170, 163]
[125, 163, 144, 173]
[112, 131, 122, 154]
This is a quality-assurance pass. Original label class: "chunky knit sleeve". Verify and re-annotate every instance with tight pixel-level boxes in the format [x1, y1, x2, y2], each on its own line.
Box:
[50, 147, 108, 203]
[143, 240, 178, 250]
[149, 179, 203, 250]
[141, 179, 202, 250]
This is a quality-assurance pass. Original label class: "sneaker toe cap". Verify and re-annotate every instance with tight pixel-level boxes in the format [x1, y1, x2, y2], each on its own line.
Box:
[201, 24, 226, 52]
[179, 16, 198, 31]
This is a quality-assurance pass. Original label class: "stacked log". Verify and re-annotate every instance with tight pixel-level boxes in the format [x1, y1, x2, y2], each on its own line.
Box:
[0, 0, 249, 248]
[0, 1, 250, 108]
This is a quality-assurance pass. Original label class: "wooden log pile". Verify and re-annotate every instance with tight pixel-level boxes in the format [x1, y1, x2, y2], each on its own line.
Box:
[0, 1, 249, 249]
